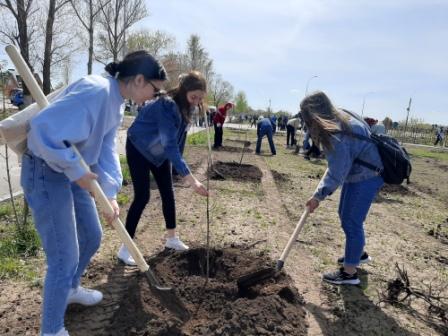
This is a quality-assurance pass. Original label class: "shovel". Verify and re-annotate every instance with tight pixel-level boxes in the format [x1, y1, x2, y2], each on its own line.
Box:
[6, 45, 190, 321]
[237, 207, 310, 288]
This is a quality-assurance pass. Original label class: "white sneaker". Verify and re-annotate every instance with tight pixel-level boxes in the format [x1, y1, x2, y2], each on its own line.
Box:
[43, 328, 69, 336]
[117, 244, 137, 266]
[165, 236, 189, 251]
[67, 286, 103, 306]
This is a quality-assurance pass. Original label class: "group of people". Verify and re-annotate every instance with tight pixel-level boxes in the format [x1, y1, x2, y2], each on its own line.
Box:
[22, 48, 386, 335]
[22, 51, 214, 336]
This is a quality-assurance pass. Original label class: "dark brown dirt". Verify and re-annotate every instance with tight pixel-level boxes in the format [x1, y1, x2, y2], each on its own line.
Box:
[106, 246, 308, 336]
[209, 161, 262, 182]
[213, 145, 253, 153]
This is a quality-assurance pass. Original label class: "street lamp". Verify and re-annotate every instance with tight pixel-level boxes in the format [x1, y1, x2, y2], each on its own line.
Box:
[360, 92, 375, 117]
[305, 75, 318, 96]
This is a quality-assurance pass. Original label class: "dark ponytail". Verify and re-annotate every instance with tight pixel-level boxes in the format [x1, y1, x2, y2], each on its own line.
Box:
[105, 62, 120, 77]
[105, 50, 167, 81]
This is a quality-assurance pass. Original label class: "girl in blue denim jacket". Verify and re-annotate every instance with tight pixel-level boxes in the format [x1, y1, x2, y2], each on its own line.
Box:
[22, 51, 167, 336]
[118, 71, 208, 265]
[301, 91, 384, 286]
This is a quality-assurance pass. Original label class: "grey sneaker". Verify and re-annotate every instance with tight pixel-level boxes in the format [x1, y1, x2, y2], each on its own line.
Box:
[337, 251, 371, 265]
[323, 268, 360, 285]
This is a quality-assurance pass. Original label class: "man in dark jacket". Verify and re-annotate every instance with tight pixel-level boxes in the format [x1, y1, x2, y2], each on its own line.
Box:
[256, 116, 276, 155]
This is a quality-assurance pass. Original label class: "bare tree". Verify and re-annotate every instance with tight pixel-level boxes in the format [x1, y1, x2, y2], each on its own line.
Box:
[209, 74, 234, 107]
[126, 28, 175, 57]
[69, 0, 109, 74]
[183, 34, 211, 72]
[96, 0, 147, 63]
[0, 0, 38, 104]
[41, 0, 71, 94]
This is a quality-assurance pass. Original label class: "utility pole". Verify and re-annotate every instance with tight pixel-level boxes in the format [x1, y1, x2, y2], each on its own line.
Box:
[403, 97, 412, 141]
[361, 92, 374, 117]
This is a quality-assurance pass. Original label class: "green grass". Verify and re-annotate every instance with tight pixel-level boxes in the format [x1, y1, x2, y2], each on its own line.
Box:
[120, 155, 131, 184]
[407, 147, 448, 161]
[187, 130, 211, 146]
[0, 221, 41, 281]
[0, 202, 14, 219]
[117, 192, 130, 206]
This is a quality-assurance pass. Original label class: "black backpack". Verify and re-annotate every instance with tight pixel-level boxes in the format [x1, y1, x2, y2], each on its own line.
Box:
[346, 132, 412, 185]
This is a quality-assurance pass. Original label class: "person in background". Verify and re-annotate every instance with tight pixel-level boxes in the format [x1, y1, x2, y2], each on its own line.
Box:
[286, 116, 301, 147]
[118, 71, 209, 266]
[270, 114, 277, 133]
[22, 50, 166, 336]
[434, 126, 445, 146]
[301, 91, 383, 286]
[213, 102, 233, 148]
[371, 119, 386, 135]
[256, 116, 277, 155]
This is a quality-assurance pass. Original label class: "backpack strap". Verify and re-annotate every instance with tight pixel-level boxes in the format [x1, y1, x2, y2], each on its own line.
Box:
[337, 130, 383, 174]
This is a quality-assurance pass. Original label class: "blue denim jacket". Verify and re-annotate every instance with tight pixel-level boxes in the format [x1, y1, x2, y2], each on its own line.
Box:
[313, 111, 383, 201]
[127, 96, 190, 176]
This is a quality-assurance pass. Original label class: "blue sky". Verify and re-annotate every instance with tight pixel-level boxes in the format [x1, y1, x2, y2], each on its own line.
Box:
[133, 0, 448, 124]
[1, 0, 447, 124]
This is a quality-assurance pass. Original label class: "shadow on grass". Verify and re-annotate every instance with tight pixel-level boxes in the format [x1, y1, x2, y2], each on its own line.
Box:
[306, 269, 419, 336]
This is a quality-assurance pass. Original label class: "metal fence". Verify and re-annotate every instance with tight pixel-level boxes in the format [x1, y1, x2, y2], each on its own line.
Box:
[388, 126, 447, 147]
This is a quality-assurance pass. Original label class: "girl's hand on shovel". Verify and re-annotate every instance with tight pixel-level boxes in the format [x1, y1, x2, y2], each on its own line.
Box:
[306, 197, 320, 213]
[76, 171, 98, 193]
[103, 198, 120, 225]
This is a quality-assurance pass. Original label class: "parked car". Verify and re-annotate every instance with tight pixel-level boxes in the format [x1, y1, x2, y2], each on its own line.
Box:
[8, 88, 21, 103]
[11, 89, 24, 108]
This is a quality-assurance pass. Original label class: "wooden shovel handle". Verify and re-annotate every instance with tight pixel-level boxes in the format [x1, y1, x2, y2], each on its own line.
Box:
[278, 207, 310, 264]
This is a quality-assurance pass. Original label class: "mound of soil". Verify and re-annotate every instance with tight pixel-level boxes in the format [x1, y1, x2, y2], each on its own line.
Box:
[209, 161, 262, 182]
[213, 145, 252, 153]
[106, 246, 308, 336]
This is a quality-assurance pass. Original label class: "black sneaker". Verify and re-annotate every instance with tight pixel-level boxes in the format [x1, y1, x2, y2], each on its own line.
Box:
[323, 268, 360, 285]
[337, 251, 371, 265]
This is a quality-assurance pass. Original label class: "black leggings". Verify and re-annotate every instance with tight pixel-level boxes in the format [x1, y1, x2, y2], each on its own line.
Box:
[125, 139, 176, 238]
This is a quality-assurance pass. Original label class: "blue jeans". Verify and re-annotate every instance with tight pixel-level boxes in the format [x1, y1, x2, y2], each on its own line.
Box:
[256, 128, 276, 155]
[21, 152, 102, 334]
[338, 176, 383, 267]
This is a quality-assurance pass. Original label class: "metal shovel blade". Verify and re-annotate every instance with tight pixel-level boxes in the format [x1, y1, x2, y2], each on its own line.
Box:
[145, 271, 190, 322]
[236, 266, 277, 289]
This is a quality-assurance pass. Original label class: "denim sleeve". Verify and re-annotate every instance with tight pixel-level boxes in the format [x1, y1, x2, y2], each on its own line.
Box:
[312, 135, 353, 201]
[156, 101, 190, 176]
[28, 96, 93, 182]
[91, 126, 122, 199]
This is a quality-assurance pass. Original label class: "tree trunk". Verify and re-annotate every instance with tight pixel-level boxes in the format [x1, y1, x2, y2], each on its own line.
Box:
[17, 0, 33, 104]
[42, 0, 56, 95]
[87, 0, 94, 74]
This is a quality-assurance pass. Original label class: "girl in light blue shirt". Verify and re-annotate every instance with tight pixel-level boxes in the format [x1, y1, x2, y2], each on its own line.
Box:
[22, 51, 167, 336]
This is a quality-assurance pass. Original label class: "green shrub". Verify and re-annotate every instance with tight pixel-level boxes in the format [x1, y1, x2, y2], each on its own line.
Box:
[187, 130, 211, 146]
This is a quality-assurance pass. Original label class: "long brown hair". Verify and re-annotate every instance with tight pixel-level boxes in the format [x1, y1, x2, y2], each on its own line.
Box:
[300, 91, 351, 151]
[168, 71, 207, 123]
